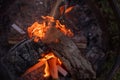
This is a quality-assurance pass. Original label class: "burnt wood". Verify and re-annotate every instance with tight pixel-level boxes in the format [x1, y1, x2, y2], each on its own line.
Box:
[48, 35, 96, 79]
[1, 39, 46, 80]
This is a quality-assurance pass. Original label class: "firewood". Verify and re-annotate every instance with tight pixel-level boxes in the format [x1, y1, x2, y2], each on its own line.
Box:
[11, 24, 25, 34]
[57, 65, 68, 76]
[47, 57, 58, 79]
[48, 35, 96, 79]
[23, 59, 46, 76]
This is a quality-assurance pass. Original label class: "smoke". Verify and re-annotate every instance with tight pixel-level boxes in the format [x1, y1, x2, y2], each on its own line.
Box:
[42, 22, 63, 44]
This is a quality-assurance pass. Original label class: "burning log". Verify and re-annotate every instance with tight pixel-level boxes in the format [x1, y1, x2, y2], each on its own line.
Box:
[22, 51, 66, 80]
[23, 59, 46, 76]
[47, 58, 58, 79]
[46, 1, 96, 78]
[49, 35, 96, 79]
[1, 34, 95, 80]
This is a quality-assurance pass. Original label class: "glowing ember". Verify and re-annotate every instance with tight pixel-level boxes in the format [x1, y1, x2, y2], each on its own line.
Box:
[27, 16, 73, 43]
[38, 52, 62, 78]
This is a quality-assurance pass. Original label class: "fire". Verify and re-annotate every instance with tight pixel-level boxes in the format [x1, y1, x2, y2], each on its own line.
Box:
[44, 62, 50, 77]
[38, 52, 62, 78]
[60, 6, 74, 14]
[27, 16, 73, 43]
[27, 14, 73, 78]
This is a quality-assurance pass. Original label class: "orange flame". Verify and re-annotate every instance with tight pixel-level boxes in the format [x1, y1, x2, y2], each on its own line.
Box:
[27, 16, 73, 43]
[65, 6, 74, 13]
[60, 6, 74, 15]
[38, 52, 62, 77]
[44, 61, 50, 77]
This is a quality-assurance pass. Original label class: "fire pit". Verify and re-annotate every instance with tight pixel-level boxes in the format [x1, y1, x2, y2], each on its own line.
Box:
[1, 0, 106, 80]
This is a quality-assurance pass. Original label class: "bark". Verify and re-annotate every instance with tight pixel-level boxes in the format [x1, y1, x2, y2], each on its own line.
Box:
[48, 35, 96, 79]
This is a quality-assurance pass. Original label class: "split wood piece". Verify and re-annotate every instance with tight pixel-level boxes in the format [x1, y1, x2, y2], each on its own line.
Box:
[57, 65, 68, 77]
[48, 57, 58, 79]
[22, 55, 67, 79]
[48, 35, 96, 79]
[22, 60, 46, 76]
[11, 24, 26, 34]
[21, 65, 46, 80]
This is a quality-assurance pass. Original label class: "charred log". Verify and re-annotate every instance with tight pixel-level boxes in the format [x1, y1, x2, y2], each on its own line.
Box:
[1, 39, 47, 80]
[48, 35, 96, 79]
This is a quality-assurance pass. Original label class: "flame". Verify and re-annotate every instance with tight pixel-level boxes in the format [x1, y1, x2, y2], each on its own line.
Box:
[38, 52, 62, 77]
[60, 6, 74, 15]
[58, 58, 62, 65]
[65, 6, 74, 13]
[44, 61, 50, 77]
[27, 16, 73, 43]
[27, 21, 49, 42]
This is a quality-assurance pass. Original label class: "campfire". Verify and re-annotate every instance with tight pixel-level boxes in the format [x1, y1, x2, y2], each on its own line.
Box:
[21, 0, 95, 79]
[27, 16, 73, 43]
[23, 51, 68, 79]
[1, 0, 96, 80]
[24, 16, 73, 79]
